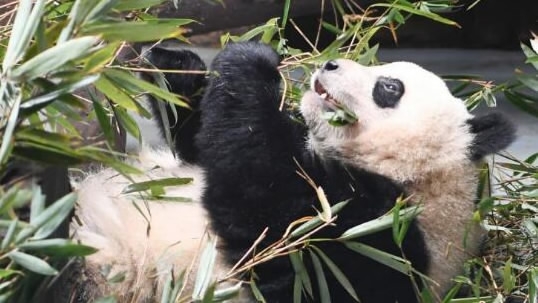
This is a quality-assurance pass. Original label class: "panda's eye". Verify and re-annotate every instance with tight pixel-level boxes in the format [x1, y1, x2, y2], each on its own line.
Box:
[373, 77, 404, 108]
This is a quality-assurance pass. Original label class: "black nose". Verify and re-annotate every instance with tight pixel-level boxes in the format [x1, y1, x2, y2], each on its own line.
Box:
[323, 60, 339, 71]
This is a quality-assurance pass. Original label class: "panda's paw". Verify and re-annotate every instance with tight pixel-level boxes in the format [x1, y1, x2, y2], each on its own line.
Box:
[211, 41, 280, 82]
[144, 47, 207, 97]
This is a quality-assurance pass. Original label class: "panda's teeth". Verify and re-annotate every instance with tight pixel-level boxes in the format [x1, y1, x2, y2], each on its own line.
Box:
[320, 93, 328, 99]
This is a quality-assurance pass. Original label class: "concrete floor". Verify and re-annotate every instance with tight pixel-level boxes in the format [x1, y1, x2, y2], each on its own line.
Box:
[129, 47, 538, 161]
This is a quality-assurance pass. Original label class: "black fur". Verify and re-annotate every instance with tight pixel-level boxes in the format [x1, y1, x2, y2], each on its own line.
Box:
[372, 76, 405, 108]
[467, 112, 516, 161]
[188, 42, 429, 302]
[144, 47, 207, 163]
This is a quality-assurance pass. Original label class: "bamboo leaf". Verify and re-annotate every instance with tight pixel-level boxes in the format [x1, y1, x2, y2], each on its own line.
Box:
[3, 0, 46, 69]
[15, 193, 76, 243]
[339, 206, 422, 240]
[213, 282, 243, 302]
[344, 242, 413, 275]
[0, 269, 21, 280]
[19, 239, 97, 257]
[289, 250, 313, 298]
[29, 183, 46, 224]
[114, 0, 168, 11]
[85, 0, 119, 24]
[521, 42, 538, 70]
[371, 3, 460, 27]
[0, 93, 21, 166]
[82, 19, 194, 42]
[310, 250, 331, 303]
[20, 74, 99, 115]
[10, 36, 99, 80]
[192, 236, 217, 300]
[529, 268, 538, 303]
[1, 220, 18, 251]
[105, 69, 190, 109]
[502, 258, 515, 293]
[290, 201, 349, 238]
[92, 99, 115, 146]
[95, 75, 140, 112]
[84, 42, 120, 73]
[310, 246, 359, 302]
[8, 251, 58, 276]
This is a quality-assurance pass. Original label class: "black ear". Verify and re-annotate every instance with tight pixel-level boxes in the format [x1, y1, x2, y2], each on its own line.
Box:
[467, 112, 517, 161]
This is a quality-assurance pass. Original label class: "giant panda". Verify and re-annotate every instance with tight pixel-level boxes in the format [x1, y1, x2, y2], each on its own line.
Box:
[68, 42, 515, 303]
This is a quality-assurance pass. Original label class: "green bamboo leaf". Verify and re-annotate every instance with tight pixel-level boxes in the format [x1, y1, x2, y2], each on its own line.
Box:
[504, 90, 538, 118]
[82, 19, 195, 42]
[293, 275, 303, 303]
[29, 183, 46, 224]
[19, 238, 97, 257]
[213, 282, 243, 302]
[78, 146, 142, 175]
[310, 246, 359, 302]
[15, 193, 76, 243]
[529, 268, 538, 303]
[105, 69, 190, 108]
[114, 0, 168, 11]
[1, 220, 18, 251]
[95, 75, 140, 112]
[518, 74, 538, 92]
[371, 3, 460, 27]
[344, 242, 412, 275]
[8, 251, 58, 275]
[0, 93, 21, 166]
[310, 250, 331, 303]
[3, 0, 46, 69]
[289, 251, 313, 299]
[20, 74, 100, 115]
[85, 0, 119, 24]
[192, 237, 218, 300]
[160, 270, 185, 303]
[339, 206, 422, 240]
[0, 269, 21, 279]
[202, 283, 216, 303]
[521, 43, 538, 70]
[231, 18, 279, 43]
[84, 42, 120, 72]
[250, 280, 267, 303]
[440, 283, 461, 303]
[502, 258, 516, 293]
[16, 128, 76, 150]
[92, 99, 115, 146]
[0, 186, 22, 215]
[112, 106, 141, 142]
[10, 36, 99, 80]
[290, 200, 349, 238]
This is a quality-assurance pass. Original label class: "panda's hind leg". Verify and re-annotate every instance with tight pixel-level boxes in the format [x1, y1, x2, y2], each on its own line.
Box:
[143, 47, 207, 163]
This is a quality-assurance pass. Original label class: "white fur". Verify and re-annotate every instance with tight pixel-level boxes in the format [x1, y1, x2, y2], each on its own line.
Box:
[301, 60, 483, 296]
[71, 147, 233, 302]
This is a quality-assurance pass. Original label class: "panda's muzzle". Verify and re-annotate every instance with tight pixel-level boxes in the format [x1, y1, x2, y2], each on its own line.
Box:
[313, 78, 358, 126]
[314, 79, 341, 112]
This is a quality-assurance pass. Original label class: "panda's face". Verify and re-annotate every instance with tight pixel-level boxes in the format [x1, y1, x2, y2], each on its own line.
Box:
[300, 59, 471, 157]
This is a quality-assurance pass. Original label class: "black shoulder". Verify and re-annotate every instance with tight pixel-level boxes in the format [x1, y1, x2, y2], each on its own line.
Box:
[143, 47, 207, 163]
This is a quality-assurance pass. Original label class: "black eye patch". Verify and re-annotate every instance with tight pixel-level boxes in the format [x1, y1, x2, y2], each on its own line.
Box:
[372, 77, 404, 108]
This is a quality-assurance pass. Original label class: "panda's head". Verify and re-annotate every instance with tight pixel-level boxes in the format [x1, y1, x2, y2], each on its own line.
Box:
[300, 59, 515, 169]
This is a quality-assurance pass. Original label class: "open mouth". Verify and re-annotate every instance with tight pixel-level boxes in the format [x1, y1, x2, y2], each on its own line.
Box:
[314, 80, 358, 127]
